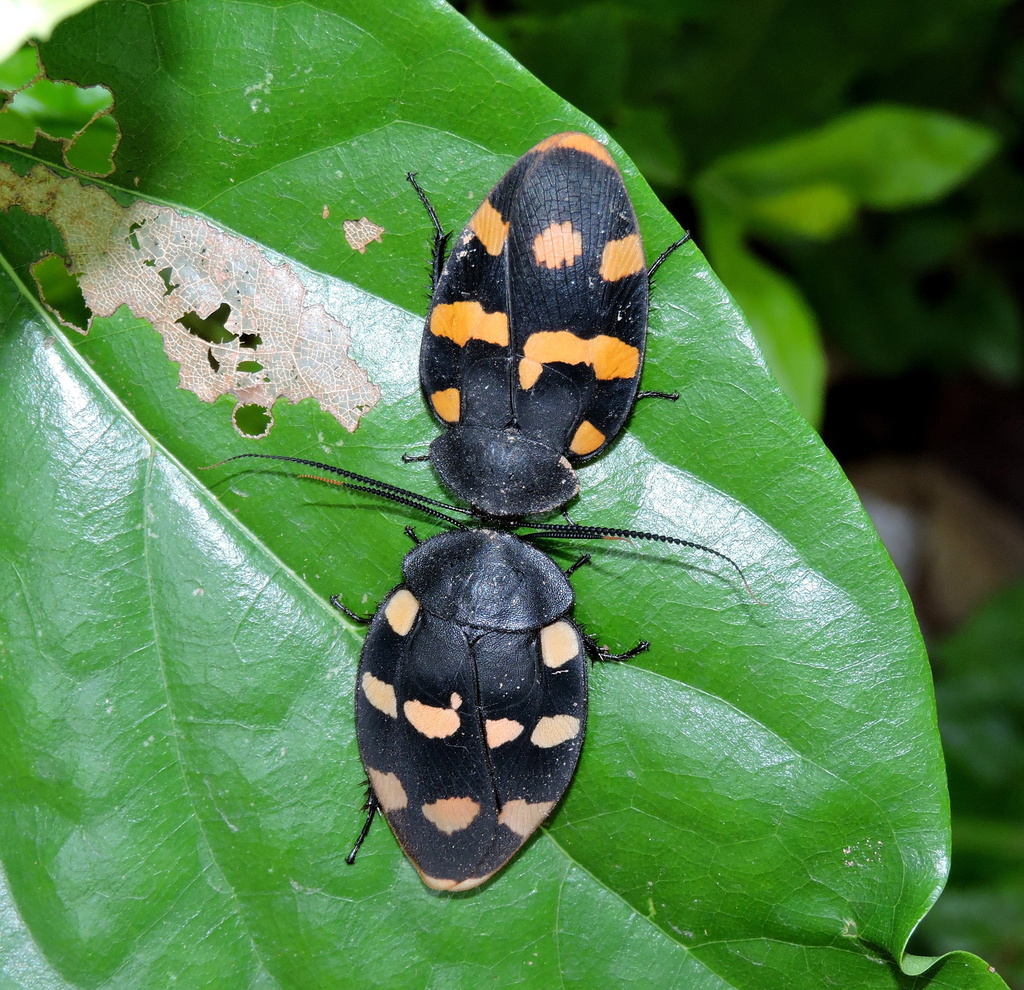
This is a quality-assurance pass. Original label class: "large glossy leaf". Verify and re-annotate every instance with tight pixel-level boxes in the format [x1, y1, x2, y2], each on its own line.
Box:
[0, 1, 1007, 987]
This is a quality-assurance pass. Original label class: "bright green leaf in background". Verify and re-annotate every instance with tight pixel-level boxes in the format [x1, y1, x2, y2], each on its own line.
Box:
[0, 2, 1009, 988]
[694, 106, 999, 422]
[706, 106, 999, 224]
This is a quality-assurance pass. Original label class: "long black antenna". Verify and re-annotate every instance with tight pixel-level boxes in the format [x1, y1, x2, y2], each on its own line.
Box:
[522, 519, 757, 600]
[202, 453, 473, 530]
[206, 453, 755, 598]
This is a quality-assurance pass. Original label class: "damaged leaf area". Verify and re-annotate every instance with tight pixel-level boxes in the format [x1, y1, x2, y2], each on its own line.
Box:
[0, 163, 381, 437]
[343, 216, 385, 254]
[0, 45, 118, 176]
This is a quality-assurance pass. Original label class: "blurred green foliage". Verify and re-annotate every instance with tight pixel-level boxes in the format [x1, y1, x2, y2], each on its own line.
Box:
[916, 580, 1024, 984]
[462, 0, 1017, 422]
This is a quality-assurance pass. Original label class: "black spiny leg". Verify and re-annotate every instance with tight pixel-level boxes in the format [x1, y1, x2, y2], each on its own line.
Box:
[346, 789, 381, 866]
[404, 526, 421, 545]
[401, 451, 431, 464]
[637, 233, 691, 405]
[407, 172, 451, 293]
[331, 595, 373, 624]
[584, 631, 650, 663]
[564, 553, 591, 578]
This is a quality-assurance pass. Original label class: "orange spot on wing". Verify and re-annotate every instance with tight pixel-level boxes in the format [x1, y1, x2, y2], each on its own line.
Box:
[367, 767, 408, 811]
[599, 234, 645, 281]
[569, 421, 605, 456]
[485, 718, 525, 748]
[362, 672, 398, 718]
[540, 621, 579, 668]
[518, 357, 543, 390]
[430, 387, 461, 423]
[530, 714, 581, 748]
[420, 871, 495, 891]
[534, 132, 616, 169]
[430, 301, 509, 347]
[469, 199, 509, 256]
[384, 589, 420, 636]
[533, 221, 582, 269]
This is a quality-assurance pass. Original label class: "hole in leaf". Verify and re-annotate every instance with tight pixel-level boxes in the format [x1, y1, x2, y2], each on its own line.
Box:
[156, 267, 178, 295]
[65, 113, 120, 174]
[126, 220, 144, 251]
[239, 331, 262, 349]
[237, 360, 263, 372]
[208, 349, 221, 373]
[32, 253, 91, 332]
[234, 403, 272, 438]
[177, 302, 235, 345]
[0, 45, 41, 92]
[0, 54, 119, 176]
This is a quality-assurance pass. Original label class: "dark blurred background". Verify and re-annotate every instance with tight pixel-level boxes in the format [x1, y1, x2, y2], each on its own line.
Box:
[453, 0, 1024, 981]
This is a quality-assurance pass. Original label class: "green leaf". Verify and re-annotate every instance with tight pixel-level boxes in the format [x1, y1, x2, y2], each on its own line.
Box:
[0, 1, 1007, 987]
[706, 104, 999, 225]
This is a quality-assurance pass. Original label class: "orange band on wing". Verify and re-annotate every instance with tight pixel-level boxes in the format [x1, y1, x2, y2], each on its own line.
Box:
[430, 301, 510, 347]
[520, 330, 639, 384]
[533, 132, 616, 169]
[469, 199, 509, 256]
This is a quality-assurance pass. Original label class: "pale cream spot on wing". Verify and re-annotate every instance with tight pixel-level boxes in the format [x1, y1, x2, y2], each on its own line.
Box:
[540, 621, 579, 668]
[569, 420, 606, 456]
[367, 767, 408, 811]
[599, 233, 645, 281]
[384, 588, 420, 636]
[430, 387, 461, 423]
[533, 220, 582, 269]
[404, 698, 461, 738]
[485, 718, 525, 749]
[420, 871, 495, 892]
[498, 799, 557, 837]
[530, 714, 581, 748]
[362, 671, 398, 718]
[421, 796, 481, 834]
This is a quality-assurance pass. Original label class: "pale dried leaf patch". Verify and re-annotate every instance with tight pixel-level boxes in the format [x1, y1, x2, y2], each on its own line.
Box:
[0, 164, 381, 437]
[343, 217, 385, 254]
